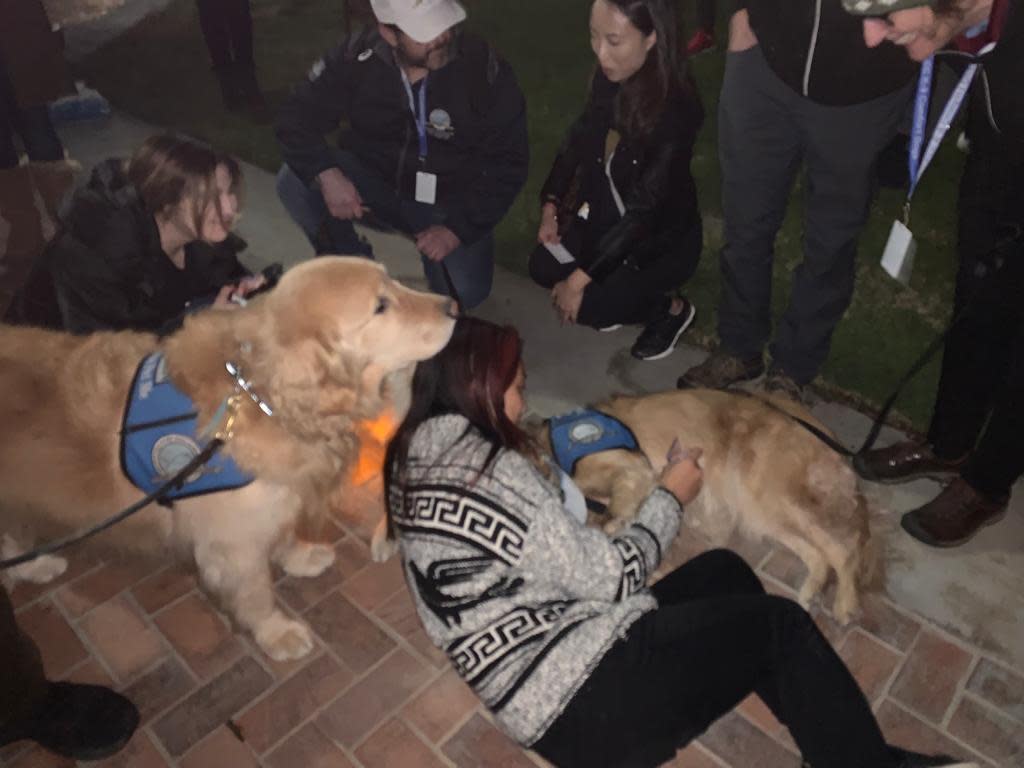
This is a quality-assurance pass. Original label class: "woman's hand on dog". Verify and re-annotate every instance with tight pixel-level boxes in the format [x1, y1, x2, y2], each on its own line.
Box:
[659, 441, 703, 505]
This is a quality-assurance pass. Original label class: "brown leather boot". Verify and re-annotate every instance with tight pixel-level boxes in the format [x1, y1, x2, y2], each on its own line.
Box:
[901, 478, 1009, 548]
[677, 350, 764, 390]
[0, 166, 45, 316]
[854, 441, 968, 484]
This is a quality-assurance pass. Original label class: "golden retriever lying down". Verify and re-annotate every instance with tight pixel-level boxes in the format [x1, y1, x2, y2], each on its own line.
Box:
[560, 390, 879, 624]
[0, 257, 456, 660]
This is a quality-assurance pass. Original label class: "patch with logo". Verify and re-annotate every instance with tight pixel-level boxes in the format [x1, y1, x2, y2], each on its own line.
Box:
[308, 57, 326, 82]
[426, 108, 455, 141]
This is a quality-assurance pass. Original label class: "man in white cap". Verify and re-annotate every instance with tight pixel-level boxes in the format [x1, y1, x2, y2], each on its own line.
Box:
[275, 0, 528, 309]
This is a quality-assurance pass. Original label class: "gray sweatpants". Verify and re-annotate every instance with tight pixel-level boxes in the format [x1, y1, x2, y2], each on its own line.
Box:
[716, 45, 912, 383]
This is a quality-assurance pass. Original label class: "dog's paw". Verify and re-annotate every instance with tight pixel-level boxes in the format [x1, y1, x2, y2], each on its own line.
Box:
[12, 554, 68, 585]
[254, 614, 315, 661]
[280, 542, 336, 578]
[371, 534, 399, 563]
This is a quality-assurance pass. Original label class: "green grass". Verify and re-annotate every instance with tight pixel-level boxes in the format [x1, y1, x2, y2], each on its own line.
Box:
[77, 0, 965, 431]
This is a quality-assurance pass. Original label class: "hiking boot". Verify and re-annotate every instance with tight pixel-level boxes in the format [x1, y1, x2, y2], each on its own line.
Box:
[901, 478, 1008, 548]
[854, 441, 968, 484]
[677, 350, 764, 390]
[631, 297, 695, 361]
[686, 28, 715, 56]
[763, 367, 805, 402]
[0, 682, 139, 760]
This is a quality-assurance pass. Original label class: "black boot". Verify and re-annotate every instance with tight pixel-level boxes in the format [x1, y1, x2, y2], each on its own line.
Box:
[214, 64, 243, 112]
[0, 682, 139, 760]
[235, 63, 271, 124]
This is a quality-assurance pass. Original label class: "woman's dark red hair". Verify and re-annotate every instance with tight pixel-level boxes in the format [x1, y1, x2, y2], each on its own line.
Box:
[384, 317, 536, 532]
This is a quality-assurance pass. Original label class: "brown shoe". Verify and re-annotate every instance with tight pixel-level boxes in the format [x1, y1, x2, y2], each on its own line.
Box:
[901, 478, 1009, 548]
[763, 367, 805, 402]
[854, 441, 967, 484]
[677, 350, 764, 390]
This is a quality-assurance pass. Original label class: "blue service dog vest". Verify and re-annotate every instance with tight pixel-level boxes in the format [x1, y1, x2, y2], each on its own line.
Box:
[548, 409, 640, 474]
[121, 352, 253, 501]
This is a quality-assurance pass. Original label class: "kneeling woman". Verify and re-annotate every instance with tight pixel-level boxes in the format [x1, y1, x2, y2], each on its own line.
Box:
[530, 0, 703, 361]
[8, 134, 264, 334]
[385, 316, 976, 768]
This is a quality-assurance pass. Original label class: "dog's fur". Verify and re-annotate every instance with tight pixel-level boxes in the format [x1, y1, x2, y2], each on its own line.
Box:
[559, 390, 879, 624]
[0, 257, 455, 660]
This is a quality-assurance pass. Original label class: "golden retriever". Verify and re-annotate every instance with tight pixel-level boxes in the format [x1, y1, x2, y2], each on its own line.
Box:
[0, 257, 456, 661]
[558, 390, 879, 624]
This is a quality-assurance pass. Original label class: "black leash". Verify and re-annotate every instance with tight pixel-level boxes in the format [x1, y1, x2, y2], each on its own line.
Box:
[0, 439, 224, 571]
[731, 229, 1023, 467]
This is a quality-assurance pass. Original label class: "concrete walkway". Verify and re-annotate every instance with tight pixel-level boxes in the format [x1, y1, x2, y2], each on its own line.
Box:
[3, 107, 1022, 767]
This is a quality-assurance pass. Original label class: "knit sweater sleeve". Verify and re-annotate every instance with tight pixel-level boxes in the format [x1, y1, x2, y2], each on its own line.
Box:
[498, 452, 682, 603]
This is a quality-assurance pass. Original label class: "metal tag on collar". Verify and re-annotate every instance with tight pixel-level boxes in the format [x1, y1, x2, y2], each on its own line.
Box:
[225, 361, 274, 417]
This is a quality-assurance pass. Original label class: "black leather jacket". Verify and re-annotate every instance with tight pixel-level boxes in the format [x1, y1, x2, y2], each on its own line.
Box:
[539, 73, 704, 283]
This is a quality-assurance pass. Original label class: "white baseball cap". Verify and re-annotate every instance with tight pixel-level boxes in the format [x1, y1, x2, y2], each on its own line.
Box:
[369, 0, 467, 44]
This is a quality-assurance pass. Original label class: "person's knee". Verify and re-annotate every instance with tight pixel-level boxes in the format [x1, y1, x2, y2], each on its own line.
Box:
[706, 548, 765, 595]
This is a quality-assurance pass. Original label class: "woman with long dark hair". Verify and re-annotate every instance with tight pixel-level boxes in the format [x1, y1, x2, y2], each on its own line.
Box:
[7, 134, 264, 334]
[384, 316, 974, 768]
[529, 0, 704, 362]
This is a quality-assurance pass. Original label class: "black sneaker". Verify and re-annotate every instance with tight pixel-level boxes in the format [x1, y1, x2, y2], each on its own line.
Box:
[0, 682, 140, 761]
[630, 298, 696, 361]
[889, 746, 978, 767]
[677, 350, 764, 389]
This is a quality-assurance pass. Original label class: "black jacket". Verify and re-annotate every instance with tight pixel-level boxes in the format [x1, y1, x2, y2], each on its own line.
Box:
[740, 0, 918, 105]
[276, 28, 529, 247]
[7, 159, 249, 335]
[967, 0, 1023, 162]
[540, 73, 704, 283]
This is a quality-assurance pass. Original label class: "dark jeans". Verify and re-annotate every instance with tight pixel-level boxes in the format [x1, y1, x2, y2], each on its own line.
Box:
[528, 218, 702, 329]
[533, 549, 893, 768]
[195, 0, 254, 69]
[716, 45, 911, 383]
[927, 148, 1024, 498]
[276, 152, 495, 309]
[0, 586, 48, 731]
[0, 63, 63, 169]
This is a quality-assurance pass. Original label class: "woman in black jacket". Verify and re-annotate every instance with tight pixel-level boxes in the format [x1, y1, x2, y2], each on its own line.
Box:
[529, 0, 704, 361]
[7, 134, 264, 335]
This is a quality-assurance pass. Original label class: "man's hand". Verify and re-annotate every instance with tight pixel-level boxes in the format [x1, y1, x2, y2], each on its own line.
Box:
[728, 9, 759, 52]
[659, 441, 703, 506]
[551, 268, 591, 324]
[317, 167, 367, 220]
[416, 226, 461, 262]
[538, 202, 560, 245]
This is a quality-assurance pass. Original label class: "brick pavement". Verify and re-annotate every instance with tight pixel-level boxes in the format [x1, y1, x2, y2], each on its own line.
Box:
[3, 485, 1022, 768]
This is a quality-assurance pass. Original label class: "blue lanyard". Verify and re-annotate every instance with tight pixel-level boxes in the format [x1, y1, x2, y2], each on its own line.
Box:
[400, 70, 429, 162]
[907, 55, 981, 211]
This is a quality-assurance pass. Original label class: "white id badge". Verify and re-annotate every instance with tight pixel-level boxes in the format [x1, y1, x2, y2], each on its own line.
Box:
[881, 219, 917, 285]
[415, 171, 437, 205]
[544, 241, 576, 265]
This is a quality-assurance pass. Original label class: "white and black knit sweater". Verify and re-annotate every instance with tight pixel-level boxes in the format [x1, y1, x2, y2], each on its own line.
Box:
[392, 414, 682, 746]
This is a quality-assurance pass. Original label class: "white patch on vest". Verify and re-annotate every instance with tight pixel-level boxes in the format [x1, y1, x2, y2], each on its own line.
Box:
[152, 434, 204, 483]
[308, 58, 326, 81]
[569, 420, 604, 445]
[357, 48, 374, 62]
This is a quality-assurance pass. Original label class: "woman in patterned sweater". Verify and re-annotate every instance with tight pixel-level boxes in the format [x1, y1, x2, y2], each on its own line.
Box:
[384, 316, 974, 768]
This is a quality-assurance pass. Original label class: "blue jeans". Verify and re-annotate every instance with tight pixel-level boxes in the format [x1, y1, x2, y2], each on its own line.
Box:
[276, 151, 494, 310]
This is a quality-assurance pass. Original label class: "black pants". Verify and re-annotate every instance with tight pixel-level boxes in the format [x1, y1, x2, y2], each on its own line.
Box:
[0, 62, 63, 169]
[0, 586, 48, 731]
[533, 550, 893, 768]
[927, 148, 1024, 498]
[195, 0, 254, 69]
[528, 218, 701, 330]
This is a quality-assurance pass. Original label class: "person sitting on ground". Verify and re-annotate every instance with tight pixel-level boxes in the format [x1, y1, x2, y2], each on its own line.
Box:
[275, 0, 528, 310]
[851, 0, 1023, 548]
[6, 133, 265, 335]
[1, 585, 139, 761]
[384, 314, 976, 768]
[530, 0, 704, 361]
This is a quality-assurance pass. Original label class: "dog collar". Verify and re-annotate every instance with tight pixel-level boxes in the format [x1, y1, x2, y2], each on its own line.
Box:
[225, 360, 274, 417]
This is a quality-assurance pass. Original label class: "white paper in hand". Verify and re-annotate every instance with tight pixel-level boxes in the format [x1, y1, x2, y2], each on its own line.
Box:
[881, 219, 916, 285]
[544, 241, 576, 265]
